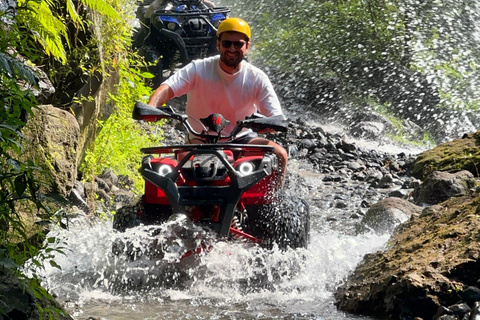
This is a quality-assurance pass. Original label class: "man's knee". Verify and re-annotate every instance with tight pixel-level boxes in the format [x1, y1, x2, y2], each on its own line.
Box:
[248, 138, 287, 161]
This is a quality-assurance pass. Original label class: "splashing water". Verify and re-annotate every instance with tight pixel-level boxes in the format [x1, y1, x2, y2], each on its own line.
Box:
[34, 203, 389, 320]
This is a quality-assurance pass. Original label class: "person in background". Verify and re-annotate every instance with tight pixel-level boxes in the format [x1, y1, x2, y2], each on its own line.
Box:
[148, 17, 288, 188]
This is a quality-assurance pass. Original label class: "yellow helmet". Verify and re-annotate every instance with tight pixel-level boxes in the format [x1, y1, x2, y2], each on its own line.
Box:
[216, 17, 251, 41]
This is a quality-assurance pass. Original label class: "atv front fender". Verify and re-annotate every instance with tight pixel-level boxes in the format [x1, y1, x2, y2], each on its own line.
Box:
[159, 29, 189, 63]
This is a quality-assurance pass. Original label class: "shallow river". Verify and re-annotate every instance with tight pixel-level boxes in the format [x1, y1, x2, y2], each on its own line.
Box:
[35, 154, 399, 320]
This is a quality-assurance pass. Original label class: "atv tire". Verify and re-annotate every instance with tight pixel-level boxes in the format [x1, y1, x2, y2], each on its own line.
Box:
[254, 196, 310, 250]
[142, 203, 172, 224]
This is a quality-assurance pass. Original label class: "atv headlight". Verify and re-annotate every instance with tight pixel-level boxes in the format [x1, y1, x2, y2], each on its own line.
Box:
[167, 22, 178, 31]
[237, 162, 255, 175]
[157, 164, 173, 176]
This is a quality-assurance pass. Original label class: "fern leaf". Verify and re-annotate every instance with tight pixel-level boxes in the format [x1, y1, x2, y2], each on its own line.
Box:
[0, 53, 14, 75]
[81, 0, 119, 18]
[66, 0, 82, 26]
[18, 0, 68, 64]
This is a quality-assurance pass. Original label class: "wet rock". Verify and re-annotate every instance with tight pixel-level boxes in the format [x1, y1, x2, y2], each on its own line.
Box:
[388, 188, 413, 199]
[412, 170, 477, 205]
[335, 193, 480, 320]
[0, 266, 73, 320]
[358, 197, 422, 234]
[68, 186, 90, 214]
[402, 177, 421, 189]
[376, 173, 396, 188]
[366, 171, 384, 185]
[350, 121, 386, 140]
[471, 302, 480, 320]
[433, 302, 471, 320]
[433, 306, 454, 320]
[448, 302, 471, 317]
[463, 286, 480, 305]
[413, 130, 480, 179]
[336, 140, 356, 153]
[345, 160, 365, 172]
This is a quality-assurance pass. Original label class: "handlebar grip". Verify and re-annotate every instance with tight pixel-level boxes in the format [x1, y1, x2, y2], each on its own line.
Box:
[133, 101, 176, 121]
[241, 115, 288, 132]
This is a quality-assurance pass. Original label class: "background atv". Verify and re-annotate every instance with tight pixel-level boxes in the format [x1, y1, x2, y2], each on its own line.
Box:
[113, 102, 310, 260]
[133, 0, 230, 88]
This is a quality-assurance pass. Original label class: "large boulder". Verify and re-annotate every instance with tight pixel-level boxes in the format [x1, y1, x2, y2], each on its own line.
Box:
[413, 131, 480, 180]
[412, 170, 477, 205]
[335, 192, 480, 320]
[358, 197, 423, 234]
[22, 104, 80, 197]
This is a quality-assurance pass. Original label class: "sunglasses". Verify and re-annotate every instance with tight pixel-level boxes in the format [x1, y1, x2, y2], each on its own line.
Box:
[221, 40, 247, 49]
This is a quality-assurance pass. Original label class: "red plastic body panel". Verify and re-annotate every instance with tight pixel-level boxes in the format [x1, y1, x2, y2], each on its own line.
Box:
[143, 149, 278, 206]
[234, 155, 278, 204]
[144, 157, 181, 205]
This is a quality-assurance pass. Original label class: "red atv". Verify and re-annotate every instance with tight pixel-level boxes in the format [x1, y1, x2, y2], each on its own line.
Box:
[113, 102, 309, 259]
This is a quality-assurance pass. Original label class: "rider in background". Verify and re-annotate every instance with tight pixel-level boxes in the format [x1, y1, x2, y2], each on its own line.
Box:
[148, 17, 288, 188]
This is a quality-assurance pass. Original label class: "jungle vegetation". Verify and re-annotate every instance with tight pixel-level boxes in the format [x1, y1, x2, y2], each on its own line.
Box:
[0, 0, 153, 315]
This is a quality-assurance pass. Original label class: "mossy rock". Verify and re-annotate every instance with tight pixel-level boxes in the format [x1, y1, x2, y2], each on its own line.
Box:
[335, 192, 480, 320]
[413, 131, 480, 180]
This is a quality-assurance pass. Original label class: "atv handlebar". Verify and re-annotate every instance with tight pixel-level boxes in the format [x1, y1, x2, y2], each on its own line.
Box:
[133, 102, 187, 122]
[133, 101, 288, 142]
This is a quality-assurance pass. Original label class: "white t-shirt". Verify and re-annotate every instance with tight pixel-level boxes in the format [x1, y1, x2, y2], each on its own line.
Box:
[164, 55, 285, 136]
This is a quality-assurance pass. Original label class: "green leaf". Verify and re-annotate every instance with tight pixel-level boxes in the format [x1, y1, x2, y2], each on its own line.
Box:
[38, 193, 69, 205]
[81, 0, 119, 19]
[0, 52, 39, 85]
[0, 257, 19, 269]
[7, 158, 22, 171]
[49, 260, 62, 270]
[14, 174, 27, 197]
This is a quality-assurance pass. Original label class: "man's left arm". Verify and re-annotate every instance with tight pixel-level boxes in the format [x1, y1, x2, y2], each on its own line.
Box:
[256, 75, 286, 120]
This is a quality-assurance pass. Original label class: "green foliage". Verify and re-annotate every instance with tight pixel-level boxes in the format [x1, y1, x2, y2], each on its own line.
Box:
[2, 0, 158, 315]
[79, 0, 163, 194]
[81, 63, 161, 194]
[224, 0, 405, 72]
[0, 53, 65, 320]
[16, 0, 69, 64]
[15, 0, 119, 64]
[0, 4, 72, 318]
[0, 53, 39, 86]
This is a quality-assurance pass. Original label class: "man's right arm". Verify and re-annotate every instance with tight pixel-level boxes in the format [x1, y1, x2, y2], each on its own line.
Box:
[148, 83, 175, 108]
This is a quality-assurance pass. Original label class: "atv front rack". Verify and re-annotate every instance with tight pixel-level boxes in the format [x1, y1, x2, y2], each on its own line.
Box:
[151, 7, 230, 63]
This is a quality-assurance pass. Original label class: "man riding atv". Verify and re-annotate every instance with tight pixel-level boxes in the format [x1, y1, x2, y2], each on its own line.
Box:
[148, 17, 288, 188]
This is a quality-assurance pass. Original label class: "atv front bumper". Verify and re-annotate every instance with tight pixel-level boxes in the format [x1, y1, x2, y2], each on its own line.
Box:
[141, 144, 278, 236]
